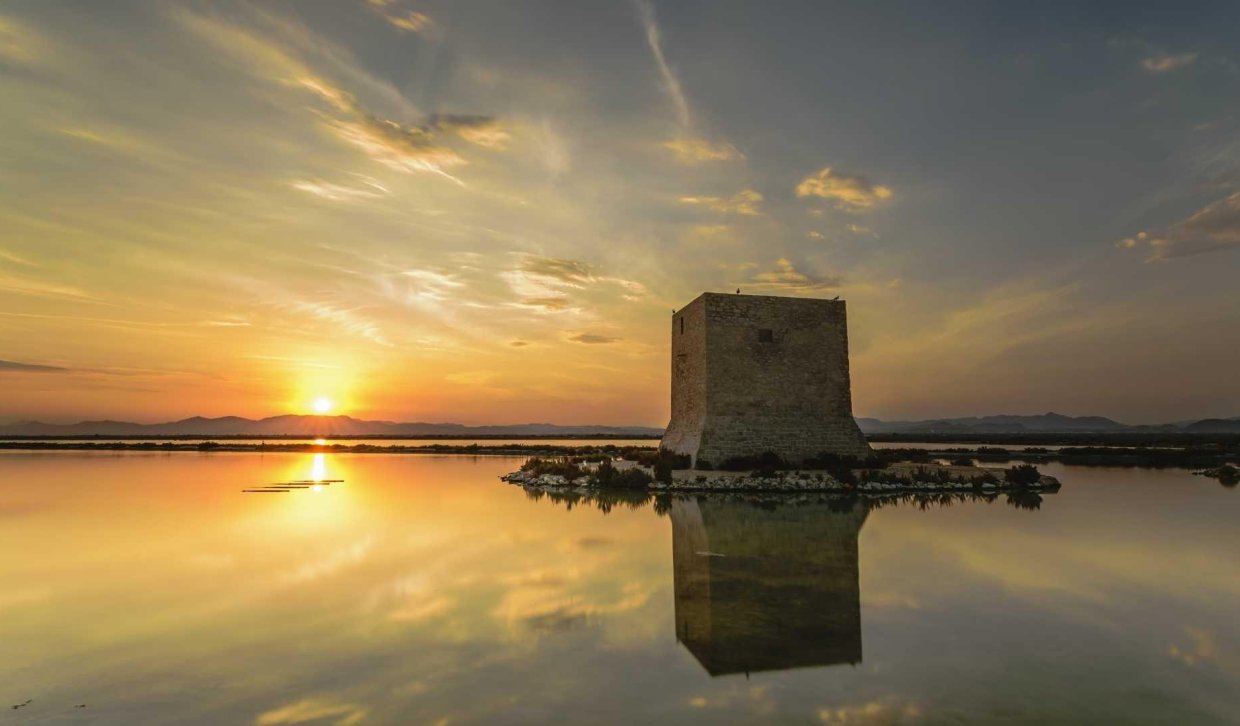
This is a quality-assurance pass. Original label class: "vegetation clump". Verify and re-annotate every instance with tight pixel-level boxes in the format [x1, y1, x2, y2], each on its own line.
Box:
[519, 457, 587, 480]
[1195, 464, 1238, 487]
[719, 450, 786, 471]
[1004, 463, 1043, 486]
[593, 459, 654, 489]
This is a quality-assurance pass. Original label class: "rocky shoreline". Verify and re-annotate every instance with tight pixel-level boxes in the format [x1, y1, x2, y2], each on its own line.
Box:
[501, 467, 1061, 494]
[1193, 465, 1238, 486]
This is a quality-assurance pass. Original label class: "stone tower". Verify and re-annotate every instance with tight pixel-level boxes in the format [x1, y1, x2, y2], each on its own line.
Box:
[661, 292, 870, 467]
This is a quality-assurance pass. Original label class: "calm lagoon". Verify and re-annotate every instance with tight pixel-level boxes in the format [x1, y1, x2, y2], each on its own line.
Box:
[1, 451, 1237, 724]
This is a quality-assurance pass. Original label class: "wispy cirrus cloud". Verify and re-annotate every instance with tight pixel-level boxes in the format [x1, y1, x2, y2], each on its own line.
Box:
[846, 223, 879, 238]
[0, 359, 70, 373]
[1141, 52, 1197, 73]
[1118, 191, 1240, 260]
[0, 15, 45, 64]
[796, 167, 893, 211]
[0, 247, 36, 266]
[502, 255, 647, 312]
[518, 255, 594, 286]
[503, 256, 589, 312]
[568, 332, 620, 344]
[366, 0, 435, 35]
[662, 136, 742, 164]
[255, 698, 369, 726]
[635, 0, 689, 128]
[281, 299, 392, 346]
[179, 9, 504, 185]
[429, 114, 511, 150]
[679, 189, 763, 216]
[0, 271, 102, 302]
[291, 176, 389, 202]
[635, 0, 749, 171]
[326, 112, 468, 184]
[744, 258, 842, 293]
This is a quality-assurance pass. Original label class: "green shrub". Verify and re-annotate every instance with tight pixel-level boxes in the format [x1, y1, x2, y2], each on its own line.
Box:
[520, 457, 586, 479]
[828, 466, 858, 486]
[803, 452, 888, 469]
[592, 458, 653, 489]
[722, 451, 786, 471]
[1004, 464, 1042, 486]
[612, 467, 653, 488]
[751, 464, 781, 479]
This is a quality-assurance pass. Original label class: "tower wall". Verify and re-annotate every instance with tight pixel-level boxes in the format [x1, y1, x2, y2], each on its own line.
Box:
[662, 293, 870, 467]
[661, 294, 708, 458]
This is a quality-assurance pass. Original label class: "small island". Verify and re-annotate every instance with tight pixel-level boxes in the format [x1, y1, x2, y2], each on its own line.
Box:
[501, 450, 1060, 496]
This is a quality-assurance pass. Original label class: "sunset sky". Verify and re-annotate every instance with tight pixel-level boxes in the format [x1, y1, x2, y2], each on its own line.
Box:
[1, 1, 1238, 425]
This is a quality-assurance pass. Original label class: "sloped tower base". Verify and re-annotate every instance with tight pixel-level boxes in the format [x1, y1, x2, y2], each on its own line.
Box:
[665, 413, 871, 469]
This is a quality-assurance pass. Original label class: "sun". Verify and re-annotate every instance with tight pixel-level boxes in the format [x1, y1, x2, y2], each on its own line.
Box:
[312, 397, 333, 414]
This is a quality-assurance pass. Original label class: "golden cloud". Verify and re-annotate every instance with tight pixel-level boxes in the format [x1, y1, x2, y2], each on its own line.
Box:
[796, 167, 893, 210]
[1141, 52, 1197, 73]
[746, 258, 842, 293]
[1118, 191, 1240, 260]
[177, 13, 503, 184]
[291, 177, 389, 202]
[568, 332, 621, 344]
[662, 136, 743, 164]
[367, 0, 435, 35]
[679, 189, 763, 216]
[0, 16, 45, 63]
[255, 698, 369, 726]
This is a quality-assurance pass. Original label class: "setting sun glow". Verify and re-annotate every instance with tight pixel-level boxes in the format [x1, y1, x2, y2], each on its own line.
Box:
[312, 397, 333, 414]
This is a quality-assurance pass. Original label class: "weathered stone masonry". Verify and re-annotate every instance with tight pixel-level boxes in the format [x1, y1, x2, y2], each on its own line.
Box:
[661, 292, 871, 466]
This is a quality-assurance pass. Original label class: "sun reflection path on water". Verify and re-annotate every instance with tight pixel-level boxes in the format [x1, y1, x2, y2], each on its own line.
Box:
[255, 453, 361, 531]
[241, 453, 345, 499]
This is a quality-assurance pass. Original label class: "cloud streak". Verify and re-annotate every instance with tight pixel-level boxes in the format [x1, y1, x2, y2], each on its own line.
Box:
[0, 359, 70, 373]
[679, 189, 763, 216]
[502, 255, 647, 312]
[1119, 191, 1240, 260]
[291, 176, 389, 202]
[796, 167, 893, 210]
[1141, 52, 1197, 73]
[367, 0, 435, 35]
[179, 11, 503, 185]
[636, 0, 690, 128]
[662, 137, 741, 164]
[568, 332, 620, 344]
[744, 258, 842, 293]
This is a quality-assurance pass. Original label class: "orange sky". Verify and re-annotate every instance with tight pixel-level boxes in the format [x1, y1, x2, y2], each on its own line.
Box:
[1, 2, 1238, 425]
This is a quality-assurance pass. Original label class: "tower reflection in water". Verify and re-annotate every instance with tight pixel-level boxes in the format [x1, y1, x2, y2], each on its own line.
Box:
[670, 497, 867, 677]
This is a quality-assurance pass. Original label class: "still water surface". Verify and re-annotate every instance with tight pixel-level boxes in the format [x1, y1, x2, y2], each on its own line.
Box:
[1, 452, 1237, 724]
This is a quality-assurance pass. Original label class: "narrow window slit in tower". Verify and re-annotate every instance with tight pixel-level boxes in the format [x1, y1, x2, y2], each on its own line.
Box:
[758, 328, 773, 343]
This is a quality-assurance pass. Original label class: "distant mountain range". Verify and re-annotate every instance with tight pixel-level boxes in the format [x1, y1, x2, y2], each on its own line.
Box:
[0, 415, 664, 438]
[855, 412, 1240, 435]
[0, 412, 1237, 437]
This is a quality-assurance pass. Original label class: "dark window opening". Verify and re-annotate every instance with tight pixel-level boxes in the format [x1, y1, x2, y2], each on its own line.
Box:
[680, 317, 684, 334]
[758, 328, 773, 343]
